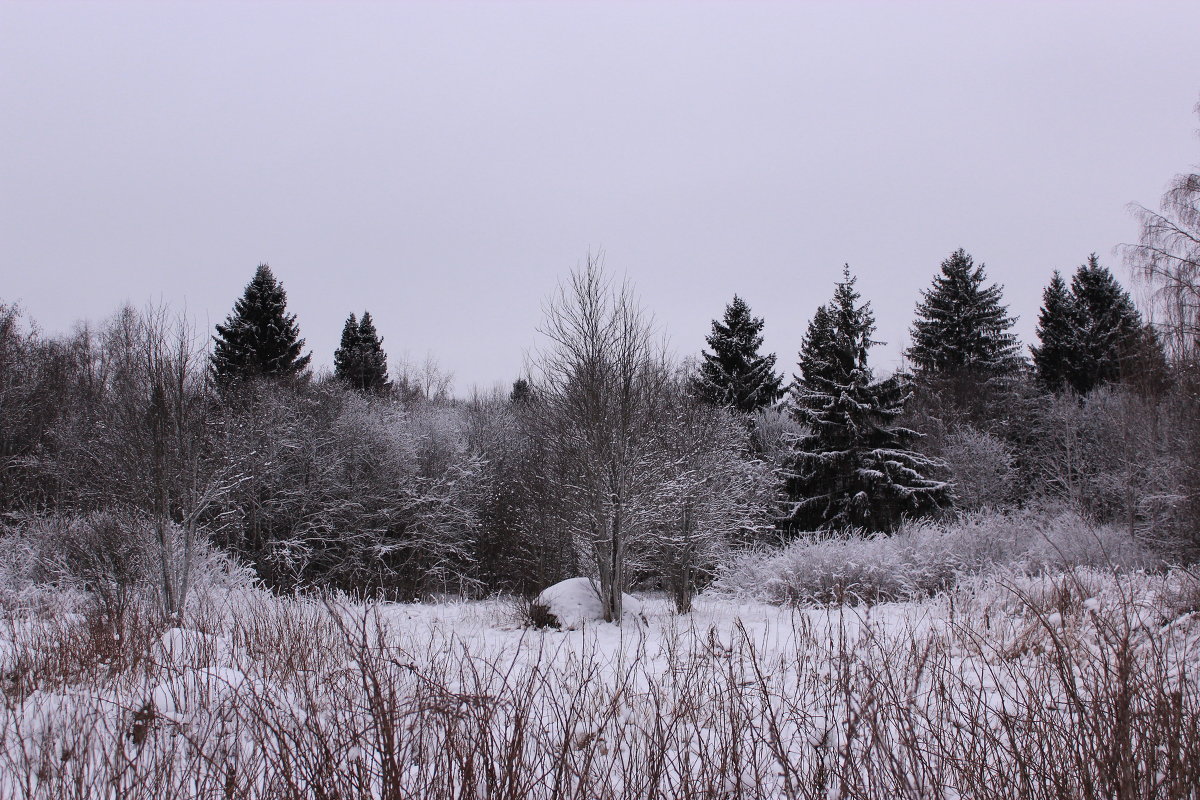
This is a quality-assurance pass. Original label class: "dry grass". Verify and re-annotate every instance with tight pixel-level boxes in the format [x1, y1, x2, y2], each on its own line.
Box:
[0, 571, 1195, 799]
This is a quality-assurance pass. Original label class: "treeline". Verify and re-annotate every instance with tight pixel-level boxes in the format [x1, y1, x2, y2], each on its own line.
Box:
[2, 137, 1199, 617]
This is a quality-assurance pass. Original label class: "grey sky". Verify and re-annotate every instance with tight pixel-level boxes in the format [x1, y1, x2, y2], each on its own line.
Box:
[3, 1, 1199, 392]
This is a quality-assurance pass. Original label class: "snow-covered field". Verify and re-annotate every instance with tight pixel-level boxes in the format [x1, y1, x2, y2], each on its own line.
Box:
[0, 570, 1197, 799]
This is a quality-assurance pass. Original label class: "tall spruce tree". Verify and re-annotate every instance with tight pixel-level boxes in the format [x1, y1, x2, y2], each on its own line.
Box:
[906, 249, 1023, 396]
[334, 310, 389, 393]
[211, 264, 311, 383]
[1030, 270, 1076, 392]
[695, 295, 783, 413]
[1032, 256, 1151, 395]
[785, 266, 949, 533]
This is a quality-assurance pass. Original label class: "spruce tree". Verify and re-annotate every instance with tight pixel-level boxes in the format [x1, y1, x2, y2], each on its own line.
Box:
[211, 264, 311, 383]
[906, 249, 1023, 393]
[1031, 270, 1076, 392]
[785, 266, 949, 533]
[1069, 255, 1144, 394]
[334, 310, 390, 393]
[509, 377, 532, 405]
[1032, 256, 1153, 395]
[695, 295, 783, 413]
[334, 313, 360, 382]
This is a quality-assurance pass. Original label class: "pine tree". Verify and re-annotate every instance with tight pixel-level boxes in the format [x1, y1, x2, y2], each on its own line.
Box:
[211, 264, 311, 383]
[695, 295, 783, 413]
[907, 249, 1023, 395]
[784, 266, 949, 533]
[1031, 270, 1076, 392]
[334, 310, 390, 393]
[334, 312, 360, 382]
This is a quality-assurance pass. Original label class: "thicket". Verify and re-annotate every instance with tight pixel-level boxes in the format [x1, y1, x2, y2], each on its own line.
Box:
[1, 246, 1198, 613]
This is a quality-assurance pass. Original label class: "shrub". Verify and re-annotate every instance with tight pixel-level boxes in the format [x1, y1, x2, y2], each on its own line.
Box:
[941, 425, 1018, 510]
[711, 506, 1163, 605]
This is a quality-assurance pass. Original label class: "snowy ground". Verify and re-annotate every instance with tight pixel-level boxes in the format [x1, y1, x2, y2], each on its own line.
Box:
[0, 570, 1197, 799]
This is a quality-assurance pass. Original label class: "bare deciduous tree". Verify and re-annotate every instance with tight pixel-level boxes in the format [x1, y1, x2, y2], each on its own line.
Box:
[533, 256, 669, 622]
[1124, 101, 1200, 371]
[49, 304, 239, 618]
[649, 382, 775, 613]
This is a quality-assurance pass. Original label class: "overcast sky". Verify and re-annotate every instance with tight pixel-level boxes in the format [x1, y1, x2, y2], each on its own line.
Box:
[3, 1, 1199, 392]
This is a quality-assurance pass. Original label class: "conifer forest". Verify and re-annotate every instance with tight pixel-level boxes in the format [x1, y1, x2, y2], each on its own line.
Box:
[2, 5, 1200, 798]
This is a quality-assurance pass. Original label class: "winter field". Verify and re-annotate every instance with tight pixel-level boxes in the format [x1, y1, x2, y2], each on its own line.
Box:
[0, 557, 1197, 800]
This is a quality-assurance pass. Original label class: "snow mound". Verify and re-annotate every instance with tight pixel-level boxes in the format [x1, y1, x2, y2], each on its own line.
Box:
[534, 578, 643, 629]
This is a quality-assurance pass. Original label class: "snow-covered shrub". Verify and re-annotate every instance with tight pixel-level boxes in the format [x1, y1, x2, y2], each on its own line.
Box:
[1029, 387, 1192, 547]
[208, 385, 483, 599]
[711, 529, 960, 605]
[712, 506, 1163, 605]
[0, 514, 255, 619]
[941, 425, 1018, 510]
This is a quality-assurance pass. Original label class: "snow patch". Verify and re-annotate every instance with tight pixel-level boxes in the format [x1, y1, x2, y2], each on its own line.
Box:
[148, 666, 248, 716]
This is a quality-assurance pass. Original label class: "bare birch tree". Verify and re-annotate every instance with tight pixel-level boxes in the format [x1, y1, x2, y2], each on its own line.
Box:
[1124, 101, 1200, 372]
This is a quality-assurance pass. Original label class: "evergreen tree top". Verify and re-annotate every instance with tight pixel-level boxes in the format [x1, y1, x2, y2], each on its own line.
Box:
[798, 266, 877, 390]
[358, 311, 379, 338]
[1032, 268, 1083, 392]
[334, 308, 389, 393]
[704, 295, 765, 352]
[1070, 254, 1140, 336]
[695, 293, 782, 413]
[211, 263, 311, 383]
[1031, 255, 1152, 394]
[906, 248, 1022, 379]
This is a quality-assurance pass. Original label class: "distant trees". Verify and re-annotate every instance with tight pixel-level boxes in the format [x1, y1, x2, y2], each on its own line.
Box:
[1031, 255, 1154, 395]
[211, 264, 311, 384]
[11, 136, 1200, 611]
[30, 305, 238, 617]
[906, 249, 1023, 410]
[694, 295, 782, 413]
[784, 267, 949, 533]
[334, 311, 390, 393]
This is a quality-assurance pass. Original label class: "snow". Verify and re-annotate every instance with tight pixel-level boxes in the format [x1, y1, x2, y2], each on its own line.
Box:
[534, 577, 644, 629]
[152, 627, 237, 668]
[0, 572, 1195, 798]
[148, 666, 248, 716]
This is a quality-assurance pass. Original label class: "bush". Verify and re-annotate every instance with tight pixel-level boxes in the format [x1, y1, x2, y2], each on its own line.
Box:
[0, 513, 255, 618]
[711, 506, 1164, 605]
[941, 425, 1018, 510]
